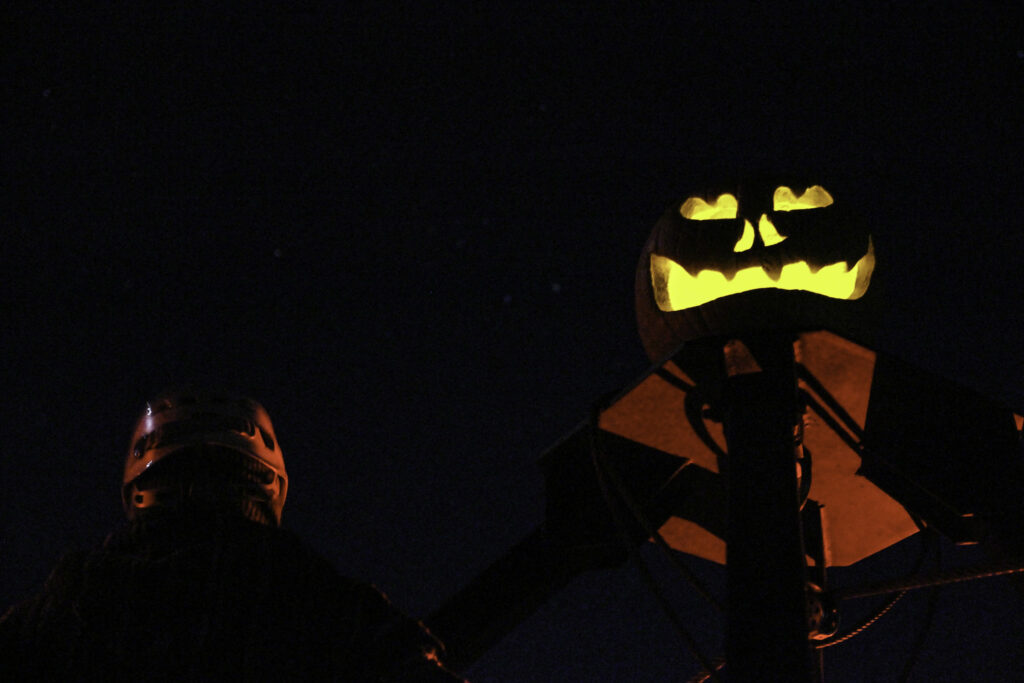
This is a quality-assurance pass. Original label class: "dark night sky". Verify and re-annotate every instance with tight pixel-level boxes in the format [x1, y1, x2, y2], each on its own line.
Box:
[3, 4, 1023, 681]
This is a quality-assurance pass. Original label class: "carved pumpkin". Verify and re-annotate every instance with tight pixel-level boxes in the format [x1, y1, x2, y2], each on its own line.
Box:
[636, 178, 878, 360]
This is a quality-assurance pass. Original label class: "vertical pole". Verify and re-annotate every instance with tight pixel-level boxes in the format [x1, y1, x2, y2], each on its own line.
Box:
[722, 336, 816, 682]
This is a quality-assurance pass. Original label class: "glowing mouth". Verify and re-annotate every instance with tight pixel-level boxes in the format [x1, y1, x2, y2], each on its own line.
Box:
[650, 237, 875, 312]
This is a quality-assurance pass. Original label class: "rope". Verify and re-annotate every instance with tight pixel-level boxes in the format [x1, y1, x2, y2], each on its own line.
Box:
[686, 657, 727, 683]
[814, 590, 907, 649]
[591, 429, 723, 611]
[833, 560, 1024, 601]
[813, 528, 935, 650]
[588, 401, 723, 682]
[896, 541, 943, 683]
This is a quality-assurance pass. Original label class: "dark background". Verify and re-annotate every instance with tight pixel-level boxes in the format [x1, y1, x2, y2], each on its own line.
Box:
[3, 4, 1022, 680]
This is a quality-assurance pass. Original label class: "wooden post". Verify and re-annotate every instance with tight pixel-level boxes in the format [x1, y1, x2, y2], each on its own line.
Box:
[722, 336, 817, 681]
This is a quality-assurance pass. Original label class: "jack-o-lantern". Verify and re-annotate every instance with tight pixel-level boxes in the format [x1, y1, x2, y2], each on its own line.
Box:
[636, 179, 878, 359]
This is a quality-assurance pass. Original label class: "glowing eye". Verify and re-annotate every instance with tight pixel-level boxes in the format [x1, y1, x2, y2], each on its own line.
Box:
[680, 193, 738, 220]
[773, 185, 834, 211]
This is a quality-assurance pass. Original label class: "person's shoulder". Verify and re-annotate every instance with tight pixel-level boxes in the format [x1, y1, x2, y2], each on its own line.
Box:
[244, 523, 371, 591]
[4, 548, 94, 616]
[0, 547, 95, 661]
[251, 523, 334, 565]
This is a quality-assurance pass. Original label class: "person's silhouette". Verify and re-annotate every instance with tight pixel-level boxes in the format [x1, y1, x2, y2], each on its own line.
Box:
[1, 388, 464, 681]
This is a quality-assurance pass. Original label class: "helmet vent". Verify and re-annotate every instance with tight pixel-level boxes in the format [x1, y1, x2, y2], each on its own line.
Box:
[258, 427, 275, 451]
[125, 390, 287, 525]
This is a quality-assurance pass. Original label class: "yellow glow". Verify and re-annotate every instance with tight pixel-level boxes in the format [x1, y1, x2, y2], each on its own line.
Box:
[774, 185, 834, 211]
[650, 237, 875, 311]
[733, 220, 755, 252]
[680, 193, 738, 220]
[758, 214, 787, 246]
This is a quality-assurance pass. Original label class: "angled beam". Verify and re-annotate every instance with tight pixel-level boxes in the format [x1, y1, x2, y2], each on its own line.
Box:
[427, 427, 706, 671]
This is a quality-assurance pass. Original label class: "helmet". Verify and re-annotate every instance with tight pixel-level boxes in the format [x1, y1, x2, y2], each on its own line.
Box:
[123, 388, 288, 525]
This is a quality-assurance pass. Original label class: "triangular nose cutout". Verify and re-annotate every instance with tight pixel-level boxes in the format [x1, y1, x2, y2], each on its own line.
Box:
[733, 219, 755, 252]
[758, 214, 788, 246]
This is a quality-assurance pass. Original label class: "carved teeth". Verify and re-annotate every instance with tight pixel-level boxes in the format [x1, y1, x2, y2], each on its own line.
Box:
[650, 237, 874, 312]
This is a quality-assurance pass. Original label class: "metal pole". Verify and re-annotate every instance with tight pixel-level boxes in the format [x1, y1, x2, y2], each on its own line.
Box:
[722, 336, 817, 682]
